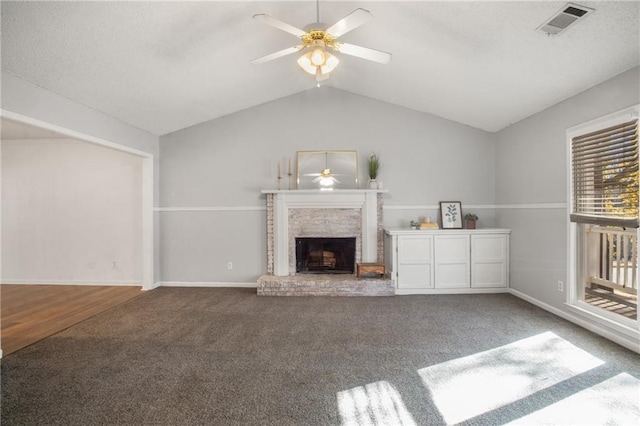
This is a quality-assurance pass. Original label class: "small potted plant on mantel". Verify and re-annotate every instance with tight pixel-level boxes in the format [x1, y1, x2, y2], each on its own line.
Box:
[368, 152, 381, 189]
[464, 213, 478, 229]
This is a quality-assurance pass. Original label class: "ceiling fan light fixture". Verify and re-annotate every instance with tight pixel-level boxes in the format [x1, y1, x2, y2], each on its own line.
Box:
[311, 49, 325, 66]
[297, 48, 339, 76]
[321, 53, 339, 73]
[297, 54, 315, 74]
[253, 5, 391, 84]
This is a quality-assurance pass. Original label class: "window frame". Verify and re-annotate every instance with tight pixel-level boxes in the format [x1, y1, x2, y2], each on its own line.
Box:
[566, 105, 639, 337]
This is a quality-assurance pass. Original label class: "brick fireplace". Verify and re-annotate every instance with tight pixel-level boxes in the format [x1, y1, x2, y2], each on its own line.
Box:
[258, 189, 393, 296]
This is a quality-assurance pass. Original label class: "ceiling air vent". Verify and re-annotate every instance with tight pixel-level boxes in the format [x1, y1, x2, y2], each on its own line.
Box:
[537, 3, 594, 36]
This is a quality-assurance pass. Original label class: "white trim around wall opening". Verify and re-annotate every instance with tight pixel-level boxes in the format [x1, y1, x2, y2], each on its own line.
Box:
[0, 109, 155, 291]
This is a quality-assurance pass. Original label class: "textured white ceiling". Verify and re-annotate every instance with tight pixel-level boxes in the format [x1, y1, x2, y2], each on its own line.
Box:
[1, 1, 638, 135]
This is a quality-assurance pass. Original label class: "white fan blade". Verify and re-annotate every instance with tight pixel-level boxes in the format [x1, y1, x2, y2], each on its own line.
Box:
[335, 42, 392, 64]
[251, 45, 305, 64]
[326, 8, 373, 38]
[253, 14, 306, 38]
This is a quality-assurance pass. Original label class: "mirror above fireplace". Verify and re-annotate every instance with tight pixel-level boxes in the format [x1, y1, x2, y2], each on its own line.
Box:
[296, 150, 358, 190]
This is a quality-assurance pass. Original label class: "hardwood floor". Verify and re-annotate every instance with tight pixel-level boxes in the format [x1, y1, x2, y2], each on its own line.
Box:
[1, 284, 143, 356]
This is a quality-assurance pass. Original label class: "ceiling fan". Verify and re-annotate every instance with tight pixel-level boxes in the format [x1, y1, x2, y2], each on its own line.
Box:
[251, 0, 392, 84]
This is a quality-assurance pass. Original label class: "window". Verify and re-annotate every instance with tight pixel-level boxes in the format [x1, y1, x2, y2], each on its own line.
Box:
[568, 106, 639, 331]
[571, 118, 638, 228]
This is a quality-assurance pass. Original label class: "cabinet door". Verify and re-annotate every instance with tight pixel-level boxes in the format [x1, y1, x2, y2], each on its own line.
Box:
[471, 234, 508, 288]
[397, 236, 434, 289]
[435, 235, 470, 288]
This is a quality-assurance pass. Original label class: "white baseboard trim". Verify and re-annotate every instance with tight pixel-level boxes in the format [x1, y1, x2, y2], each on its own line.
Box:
[160, 281, 257, 288]
[395, 288, 509, 295]
[1, 280, 142, 286]
[509, 288, 640, 354]
[144, 281, 162, 291]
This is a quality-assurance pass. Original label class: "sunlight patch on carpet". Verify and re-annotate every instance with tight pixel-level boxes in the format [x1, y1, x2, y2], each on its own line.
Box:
[418, 331, 604, 425]
[507, 373, 640, 425]
[337, 380, 417, 426]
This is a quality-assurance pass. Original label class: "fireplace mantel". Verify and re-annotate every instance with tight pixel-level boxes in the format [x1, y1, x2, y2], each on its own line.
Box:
[261, 190, 388, 194]
[262, 189, 387, 276]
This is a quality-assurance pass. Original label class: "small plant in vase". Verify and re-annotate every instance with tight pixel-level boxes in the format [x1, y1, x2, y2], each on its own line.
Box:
[368, 152, 380, 189]
[464, 213, 478, 229]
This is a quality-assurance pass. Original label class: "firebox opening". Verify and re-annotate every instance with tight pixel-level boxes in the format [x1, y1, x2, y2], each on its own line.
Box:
[296, 237, 356, 274]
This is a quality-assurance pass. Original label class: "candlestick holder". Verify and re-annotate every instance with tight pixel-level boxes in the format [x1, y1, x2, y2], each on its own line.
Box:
[277, 175, 283, 190]
[287, 172, 293, 190]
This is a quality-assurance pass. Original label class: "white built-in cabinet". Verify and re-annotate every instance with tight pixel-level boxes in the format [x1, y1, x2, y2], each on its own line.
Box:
[385, 229, 510, 294]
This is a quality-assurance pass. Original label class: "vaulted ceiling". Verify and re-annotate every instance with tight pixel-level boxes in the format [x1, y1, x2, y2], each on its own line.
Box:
[1, 1, 638, 136]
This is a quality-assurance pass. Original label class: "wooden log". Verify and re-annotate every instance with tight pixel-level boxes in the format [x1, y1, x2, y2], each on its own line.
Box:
[356, 263, 385, 278]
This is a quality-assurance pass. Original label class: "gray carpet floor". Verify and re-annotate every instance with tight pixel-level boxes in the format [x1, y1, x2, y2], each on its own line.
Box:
[1, 288, 639, 425]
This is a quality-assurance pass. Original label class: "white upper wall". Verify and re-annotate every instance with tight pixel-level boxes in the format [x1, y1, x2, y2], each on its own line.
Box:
[2, 139, 143, 284]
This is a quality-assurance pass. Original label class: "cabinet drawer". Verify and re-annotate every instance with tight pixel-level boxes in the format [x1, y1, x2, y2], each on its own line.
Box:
[472, 262, 507, 288]
[398, 263, 434, 289]
[398, 236, 432, 262]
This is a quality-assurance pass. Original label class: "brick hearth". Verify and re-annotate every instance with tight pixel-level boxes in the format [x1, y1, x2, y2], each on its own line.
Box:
[257, 274, 394, 296]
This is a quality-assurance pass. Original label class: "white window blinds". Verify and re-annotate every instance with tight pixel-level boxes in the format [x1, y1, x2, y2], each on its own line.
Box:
[571, 118, 639, 228]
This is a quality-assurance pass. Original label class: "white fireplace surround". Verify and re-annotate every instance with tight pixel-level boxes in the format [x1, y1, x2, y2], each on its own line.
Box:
[262, 190, 387, 276]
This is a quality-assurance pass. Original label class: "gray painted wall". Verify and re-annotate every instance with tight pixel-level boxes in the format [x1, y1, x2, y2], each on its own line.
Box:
[160, 87, 496, 283]
[494, 67, 640, 322]
[2, 139, 143, 284]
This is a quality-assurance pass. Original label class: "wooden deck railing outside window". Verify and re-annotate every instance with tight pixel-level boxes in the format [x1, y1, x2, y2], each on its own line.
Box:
[586, 225, 638, 295]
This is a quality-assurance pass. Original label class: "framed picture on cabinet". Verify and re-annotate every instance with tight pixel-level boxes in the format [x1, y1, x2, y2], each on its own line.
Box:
[439, 201, 463, 229]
